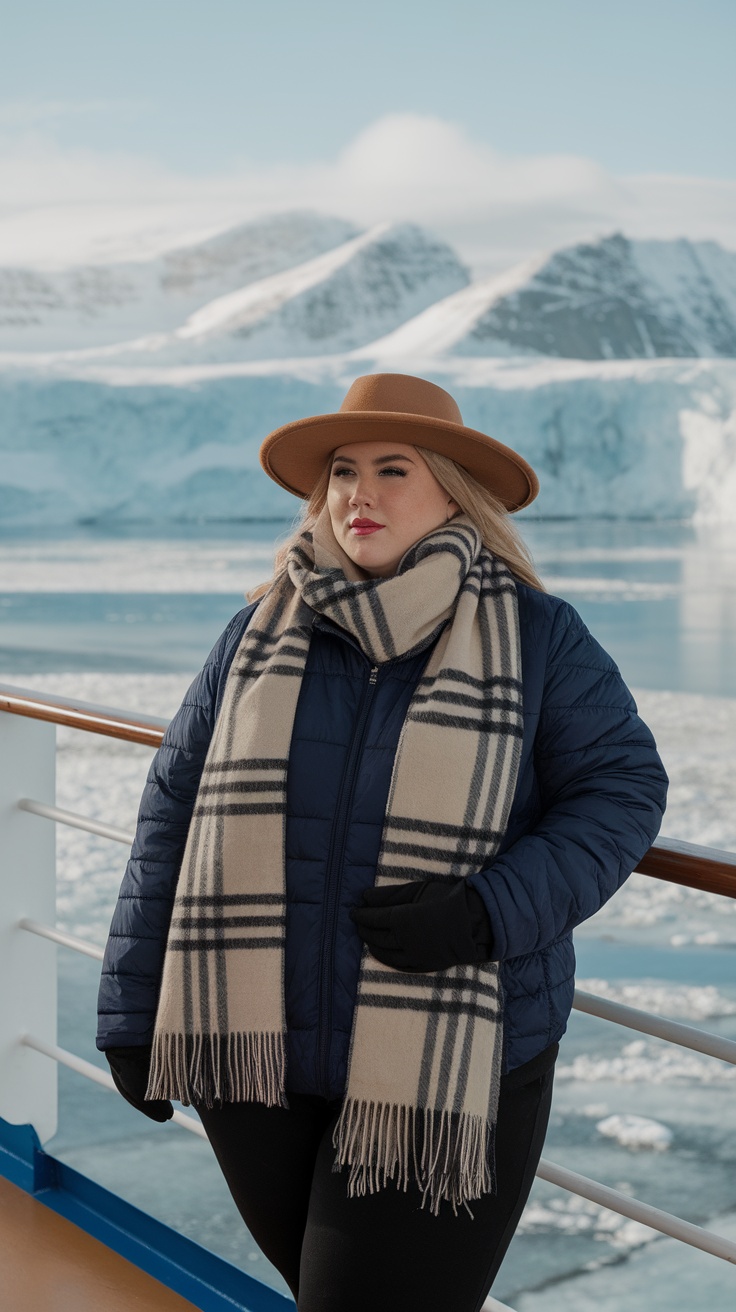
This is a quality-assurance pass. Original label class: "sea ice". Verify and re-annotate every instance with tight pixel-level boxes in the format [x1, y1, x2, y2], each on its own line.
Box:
[576, 980, 736, 1020]
[512, 1207, 736, 1311]
[595, 1114, 673, 1151]
[518, 1190, 654, 1249]
[556, 1039, 736, 1085]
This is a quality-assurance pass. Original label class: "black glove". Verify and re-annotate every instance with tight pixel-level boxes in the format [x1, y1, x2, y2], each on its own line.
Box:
[105, 1044, 174, 1123]
[350, 877, 494, 972]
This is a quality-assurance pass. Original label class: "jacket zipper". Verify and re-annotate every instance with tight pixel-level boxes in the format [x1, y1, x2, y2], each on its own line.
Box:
[317, 660, 379, 1095]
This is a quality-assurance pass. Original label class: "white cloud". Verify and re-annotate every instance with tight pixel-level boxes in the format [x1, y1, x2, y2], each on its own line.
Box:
[336, 114, 622, 212]
[0, 111, 734, 274]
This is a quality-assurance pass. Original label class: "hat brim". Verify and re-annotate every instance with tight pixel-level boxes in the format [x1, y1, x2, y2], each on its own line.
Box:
[259, 411, 539, 512]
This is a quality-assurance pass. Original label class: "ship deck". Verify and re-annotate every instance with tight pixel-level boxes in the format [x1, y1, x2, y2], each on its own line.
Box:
[0, 1174, 198, 1312]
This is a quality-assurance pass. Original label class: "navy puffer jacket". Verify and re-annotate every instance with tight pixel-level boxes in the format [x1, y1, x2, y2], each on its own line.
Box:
[97, 584, 668, 1098]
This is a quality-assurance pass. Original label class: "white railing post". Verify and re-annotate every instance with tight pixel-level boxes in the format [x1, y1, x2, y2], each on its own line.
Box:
[0, 712, 57, 1143]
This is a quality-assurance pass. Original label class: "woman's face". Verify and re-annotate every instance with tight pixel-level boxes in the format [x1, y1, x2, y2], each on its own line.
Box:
[326, 440, 459, 578]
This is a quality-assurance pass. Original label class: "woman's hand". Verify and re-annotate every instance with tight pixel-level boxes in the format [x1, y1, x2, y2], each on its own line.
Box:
[350, 877, 494, 972]
[105, 1045, 174, 1122]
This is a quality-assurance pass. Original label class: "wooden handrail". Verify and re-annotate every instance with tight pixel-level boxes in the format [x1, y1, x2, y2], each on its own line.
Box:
[637, 837, 736, 900]
[2, 681, 735, 899]
[0, 681, 167, 747]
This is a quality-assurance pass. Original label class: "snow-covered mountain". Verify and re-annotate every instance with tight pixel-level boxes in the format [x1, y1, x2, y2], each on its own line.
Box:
[2, 355, 734, 524]
[361, 234, 736, 361]
[4, 225, 736, 364]
[0, 212, 359, 352]
[0, 220, 470, 362]
[131, 222, 470, 361]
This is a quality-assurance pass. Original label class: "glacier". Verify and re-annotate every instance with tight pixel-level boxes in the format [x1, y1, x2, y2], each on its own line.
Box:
[1, 354, 735, 524]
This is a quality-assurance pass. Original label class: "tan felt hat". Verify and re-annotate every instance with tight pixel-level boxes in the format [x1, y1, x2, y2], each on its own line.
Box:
[259, 373, 539, 512]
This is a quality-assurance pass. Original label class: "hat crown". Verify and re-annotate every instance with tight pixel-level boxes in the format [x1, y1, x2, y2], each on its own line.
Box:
[339, 373, 463, 426]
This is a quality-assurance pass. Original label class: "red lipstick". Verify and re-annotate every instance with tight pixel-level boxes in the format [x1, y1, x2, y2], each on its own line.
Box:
[350, 518, 384, 536]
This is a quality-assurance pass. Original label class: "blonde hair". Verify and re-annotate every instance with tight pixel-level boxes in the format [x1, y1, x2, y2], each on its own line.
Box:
[246, 445, 544, 602]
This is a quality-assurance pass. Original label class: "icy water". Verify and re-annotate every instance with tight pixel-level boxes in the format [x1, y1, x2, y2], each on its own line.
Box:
[1, 517, 735, 695]
[2, 518, 736, 1310]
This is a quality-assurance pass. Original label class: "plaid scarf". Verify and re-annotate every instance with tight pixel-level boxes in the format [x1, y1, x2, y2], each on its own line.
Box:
[147, 506, 523, 1213]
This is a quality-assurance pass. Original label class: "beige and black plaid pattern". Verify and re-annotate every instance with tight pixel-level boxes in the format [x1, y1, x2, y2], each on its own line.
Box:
[148, 507, 522, 1212]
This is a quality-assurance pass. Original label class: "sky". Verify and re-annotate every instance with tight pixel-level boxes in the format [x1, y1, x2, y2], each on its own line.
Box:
[1, 0, 735, 274]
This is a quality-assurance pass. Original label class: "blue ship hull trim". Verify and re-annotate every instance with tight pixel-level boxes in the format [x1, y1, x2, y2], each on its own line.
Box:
[0, 1114, 294, 1311]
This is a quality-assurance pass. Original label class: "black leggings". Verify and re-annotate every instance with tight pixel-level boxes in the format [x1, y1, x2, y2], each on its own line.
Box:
[195, 1062, 554, 1312]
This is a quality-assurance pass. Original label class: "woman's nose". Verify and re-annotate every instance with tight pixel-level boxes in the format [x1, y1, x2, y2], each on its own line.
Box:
[348, 476, 375, 506]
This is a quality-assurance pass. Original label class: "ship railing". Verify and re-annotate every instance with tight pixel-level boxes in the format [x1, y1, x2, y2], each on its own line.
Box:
[2, 681, 736, 1312]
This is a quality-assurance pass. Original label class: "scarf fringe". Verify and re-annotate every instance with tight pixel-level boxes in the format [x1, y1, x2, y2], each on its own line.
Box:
[146, 1031, 288, 1109]
[331, 1098, 495, 1217]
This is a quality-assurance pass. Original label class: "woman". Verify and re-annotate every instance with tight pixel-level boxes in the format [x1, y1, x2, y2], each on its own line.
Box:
[97, 374, 668, 1312]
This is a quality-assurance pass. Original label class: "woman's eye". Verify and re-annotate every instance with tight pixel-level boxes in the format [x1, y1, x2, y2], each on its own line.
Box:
[331, 466, 406, 478]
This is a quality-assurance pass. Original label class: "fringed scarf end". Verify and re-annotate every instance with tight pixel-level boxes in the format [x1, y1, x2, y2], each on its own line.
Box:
[146, 1030, 288, 1109]
[332, 1098, 495, 1217]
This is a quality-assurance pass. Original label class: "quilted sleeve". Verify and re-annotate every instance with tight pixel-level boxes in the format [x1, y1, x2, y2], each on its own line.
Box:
[467, 600, 669, 961]
[96, 605, 255, 1049]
